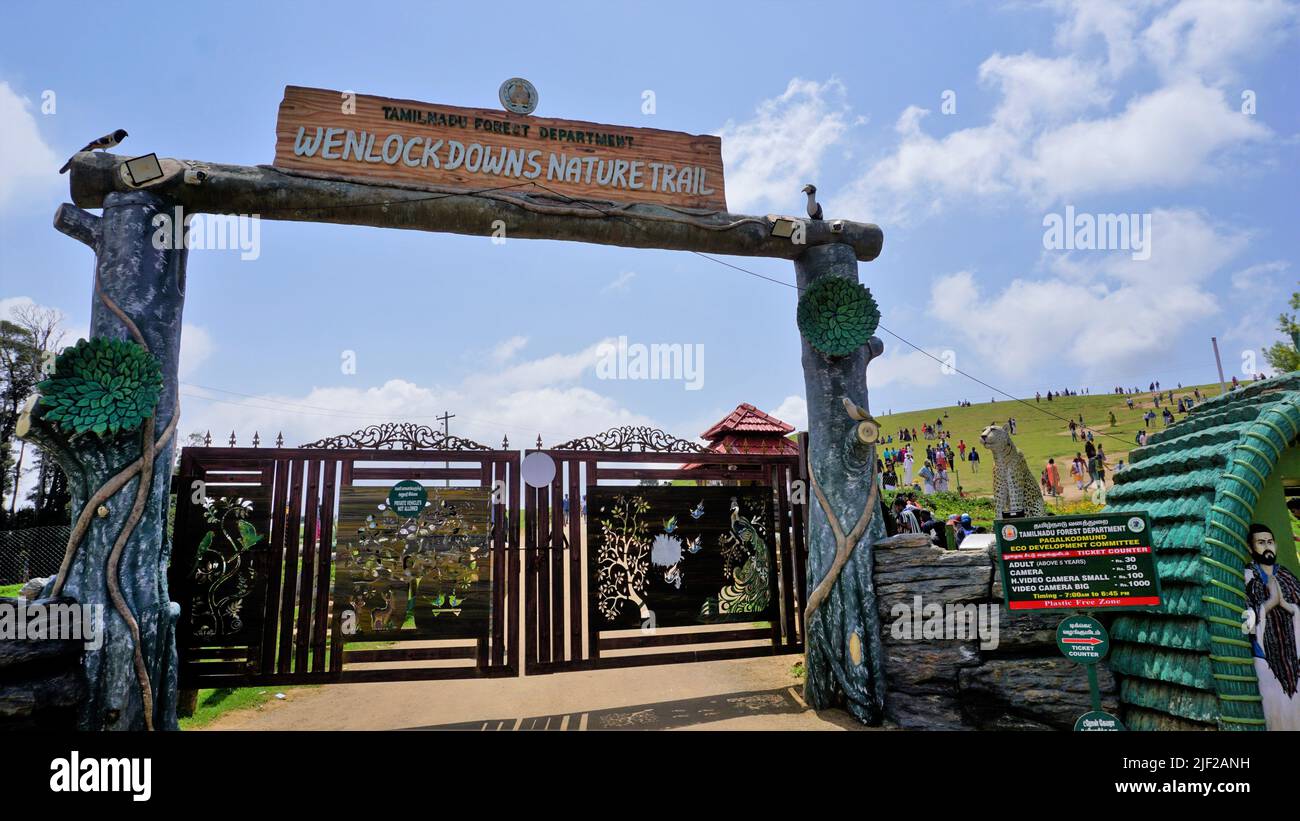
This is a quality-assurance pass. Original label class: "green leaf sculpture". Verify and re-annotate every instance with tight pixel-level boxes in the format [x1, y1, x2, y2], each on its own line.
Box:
[37, 337, 163, 438]
[796, 276, 880, 357]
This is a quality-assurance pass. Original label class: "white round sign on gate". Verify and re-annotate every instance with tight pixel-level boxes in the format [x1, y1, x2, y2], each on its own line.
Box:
[522, 451, 557, 488]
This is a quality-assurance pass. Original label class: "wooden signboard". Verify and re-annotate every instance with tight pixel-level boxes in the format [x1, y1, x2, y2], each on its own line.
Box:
[273, 85, 728, 211]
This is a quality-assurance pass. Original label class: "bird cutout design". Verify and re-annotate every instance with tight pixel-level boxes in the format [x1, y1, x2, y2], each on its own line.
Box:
[59, 129, 128, 174]
[690, 501, 705, 519]
[686, 535, 702, 554]
[447, 593, 463, 608]
[663, 564, 684, 590]
[432, 593, 446, 607]
[663, 515, 678, 534]
[701, 498, 771, 617]
[801, 183, 823, 220]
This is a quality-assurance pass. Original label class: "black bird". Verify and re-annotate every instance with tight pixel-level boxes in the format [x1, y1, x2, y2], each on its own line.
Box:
[801, 183, 823, 220]
[59, 129, 128, 174]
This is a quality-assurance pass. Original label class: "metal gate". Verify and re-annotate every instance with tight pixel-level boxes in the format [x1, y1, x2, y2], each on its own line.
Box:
[521, 426, 808, 674]
[171, 423, 519, 687]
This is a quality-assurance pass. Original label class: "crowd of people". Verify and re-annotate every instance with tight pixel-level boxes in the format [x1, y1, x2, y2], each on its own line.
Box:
[881, 377, 1260, 511]
[888, 492, 987, 549]
[878, 419, 983, 495]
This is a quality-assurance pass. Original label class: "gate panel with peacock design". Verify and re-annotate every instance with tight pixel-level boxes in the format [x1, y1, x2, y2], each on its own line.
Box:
[171, 424, 520, 687]
[522, 426, 808, 674]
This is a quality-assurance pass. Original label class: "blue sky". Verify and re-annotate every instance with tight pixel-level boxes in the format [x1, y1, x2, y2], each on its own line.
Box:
[1, 0, 1297, 450]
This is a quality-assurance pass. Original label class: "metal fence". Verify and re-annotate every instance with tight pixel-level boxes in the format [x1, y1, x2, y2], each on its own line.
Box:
[0, 526, 69, 586]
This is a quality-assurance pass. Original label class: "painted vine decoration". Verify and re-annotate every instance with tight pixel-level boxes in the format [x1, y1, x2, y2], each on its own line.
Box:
[37, 337, 162, 437]
[550, 425, 707, 453]
[797, 277, 880, 357]
[28, 269, 182, 731]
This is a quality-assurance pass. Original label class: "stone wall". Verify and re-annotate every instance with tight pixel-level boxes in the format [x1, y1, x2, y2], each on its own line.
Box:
[874, 537, 1119, 730]
[0, 596, 87, 730]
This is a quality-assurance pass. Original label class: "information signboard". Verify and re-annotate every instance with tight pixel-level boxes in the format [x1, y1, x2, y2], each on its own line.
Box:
[995, 513, 1161, 611]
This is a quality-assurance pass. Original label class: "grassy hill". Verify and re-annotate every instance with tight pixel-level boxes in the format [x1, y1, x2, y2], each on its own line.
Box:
[874, 381, 1233, 500]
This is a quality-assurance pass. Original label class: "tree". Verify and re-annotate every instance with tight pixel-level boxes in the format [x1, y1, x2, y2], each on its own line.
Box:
[1263, 288, 1300, 374]
[20, 197, 187, 731]
[795, 244, 888, 724]
[0, 319, 42, 525]
[12, 305, 68, 522]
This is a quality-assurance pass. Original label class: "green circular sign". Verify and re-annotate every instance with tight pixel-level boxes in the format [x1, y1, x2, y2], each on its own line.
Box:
[1056, 615, 1109, 664]
[387, 480, 428, 518]
[1074, 710, 1126, 731]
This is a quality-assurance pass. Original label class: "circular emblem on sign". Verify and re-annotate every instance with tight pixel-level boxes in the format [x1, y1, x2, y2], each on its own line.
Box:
[1001, 524, 1019, 541]
[1127, 516, 1145, 533]
[1056, 615, 1109, 664]
[521, 451, 557, 488]
[499, 77, 538, 115]
[1074, 710, 1126, 731]
[387, 480, 428, 518]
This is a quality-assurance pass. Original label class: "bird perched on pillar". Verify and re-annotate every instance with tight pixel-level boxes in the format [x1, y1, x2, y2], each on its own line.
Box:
[801, 183, 823, 220]
[59, 129, 128, 174]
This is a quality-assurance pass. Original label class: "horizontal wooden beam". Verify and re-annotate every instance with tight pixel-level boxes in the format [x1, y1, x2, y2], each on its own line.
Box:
[67, 152, 883, 261]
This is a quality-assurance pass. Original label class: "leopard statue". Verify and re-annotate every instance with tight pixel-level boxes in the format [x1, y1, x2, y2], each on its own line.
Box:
[979, 423, 1046, 519]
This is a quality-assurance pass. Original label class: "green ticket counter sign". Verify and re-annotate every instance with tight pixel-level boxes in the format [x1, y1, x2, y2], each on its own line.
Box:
[387, 480, 428, 518]
[1056, 615, 1108, 663]
[995, 513, 1161, 611]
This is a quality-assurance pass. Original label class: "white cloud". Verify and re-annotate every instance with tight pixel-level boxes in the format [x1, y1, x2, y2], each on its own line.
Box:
[1230, 260, 1289, 292]
[1051, 0, 1152, 77]
[0, 81, 60, 213]
[179, 325, 214, 378]
[716, 78, 852, 214]
[980, 52, 1112, 129]
[829, 2, 1283, 221]
[770, 395, 807, 431]
[867, 347, 956, 391]
[490, 335, 528, 363]
[177, 338, 658, 450]
[930, 209, 1246, 377]
[1020, 81, 1268, 201]
[1142, 0, 1299, 83]
[466, 338, 614, 393]
[602, 271, 636, 293]
[0, 296, 86, 347]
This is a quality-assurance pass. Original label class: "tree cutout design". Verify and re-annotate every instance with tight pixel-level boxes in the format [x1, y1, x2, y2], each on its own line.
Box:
[335, 491, 487, 634]
[37, 337, 162, 437]
[595, 495, 653, 622]
[796, 277, 880, 357]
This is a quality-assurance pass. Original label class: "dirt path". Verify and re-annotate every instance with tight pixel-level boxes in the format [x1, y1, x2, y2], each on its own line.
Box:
[200, 655, 862, 731]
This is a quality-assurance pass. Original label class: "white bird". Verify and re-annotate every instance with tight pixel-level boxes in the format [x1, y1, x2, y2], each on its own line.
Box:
[802, 183, 823, 220]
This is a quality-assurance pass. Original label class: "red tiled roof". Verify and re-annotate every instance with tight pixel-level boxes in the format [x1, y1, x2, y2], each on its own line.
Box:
[683, 404, 800, 469]
[700, 403, 795, 439]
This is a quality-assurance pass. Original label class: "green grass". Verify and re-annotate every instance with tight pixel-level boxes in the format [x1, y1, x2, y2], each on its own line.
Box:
[0, 584, 22, 597]
[180, 686, 310, 729]
[875, 381, 1232, 499]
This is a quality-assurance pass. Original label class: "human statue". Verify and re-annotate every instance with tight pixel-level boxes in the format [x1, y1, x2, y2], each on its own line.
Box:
[1241, 523, 1300, 730]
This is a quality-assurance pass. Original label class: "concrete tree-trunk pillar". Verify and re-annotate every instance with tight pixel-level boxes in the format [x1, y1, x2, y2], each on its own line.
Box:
[796, 242, 886, 724]
[22, 190, 187, 730]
